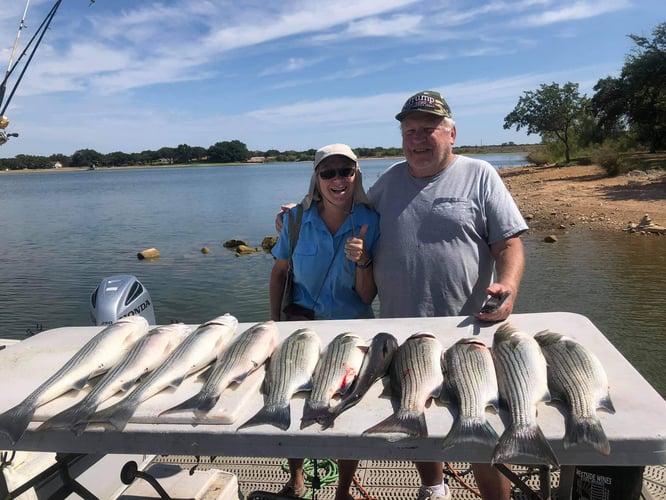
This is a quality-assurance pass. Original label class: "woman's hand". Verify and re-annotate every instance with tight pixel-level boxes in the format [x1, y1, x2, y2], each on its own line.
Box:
[345, 224, 370, 266]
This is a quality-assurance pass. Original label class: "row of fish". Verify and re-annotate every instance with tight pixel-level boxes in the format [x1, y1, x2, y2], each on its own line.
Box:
[0, 317, 614, 468]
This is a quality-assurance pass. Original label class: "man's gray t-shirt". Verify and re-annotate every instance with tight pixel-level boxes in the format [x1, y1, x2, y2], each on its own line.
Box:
[367, 155, 528, 318]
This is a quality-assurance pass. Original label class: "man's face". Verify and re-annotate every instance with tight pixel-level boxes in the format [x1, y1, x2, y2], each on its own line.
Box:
[401, 112, 456, 178]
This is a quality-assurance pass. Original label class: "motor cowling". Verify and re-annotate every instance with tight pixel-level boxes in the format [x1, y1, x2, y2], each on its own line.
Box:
[90, 275, 156, 326]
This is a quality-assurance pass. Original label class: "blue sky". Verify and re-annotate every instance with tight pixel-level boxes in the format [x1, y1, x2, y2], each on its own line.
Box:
[0, 0, 664, 157]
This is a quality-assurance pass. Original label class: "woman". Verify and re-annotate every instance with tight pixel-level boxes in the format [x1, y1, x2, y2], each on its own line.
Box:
[269, 143, 378, 322]
[269, 144, 379, 499]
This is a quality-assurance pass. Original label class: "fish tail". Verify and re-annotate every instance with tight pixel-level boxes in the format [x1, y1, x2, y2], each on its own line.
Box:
[442, 417, 499, 450]
[0, 404, 35, 445]
[37, 400, 96, 434]
[565, 414, 611, 456]
[318, 410, 338, 431]
[238, 405, 291, 431]
[300, 402, 330, 430]
[492, 424, 559, 467]
[160, 393, 218, 417]
[87, 401, 136, 432]
[362, 410, 427, 438]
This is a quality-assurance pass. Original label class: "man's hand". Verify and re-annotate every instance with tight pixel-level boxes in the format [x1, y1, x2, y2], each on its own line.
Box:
[474, 286, 514, 322]
[275, 203, 297, 233]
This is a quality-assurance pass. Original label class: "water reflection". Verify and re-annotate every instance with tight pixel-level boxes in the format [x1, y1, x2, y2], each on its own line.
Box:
[518, 230, 666, 397]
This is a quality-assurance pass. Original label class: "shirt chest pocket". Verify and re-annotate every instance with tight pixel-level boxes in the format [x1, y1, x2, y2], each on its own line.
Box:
[418, 197, 473, 242]
[431, 197, 471, 224]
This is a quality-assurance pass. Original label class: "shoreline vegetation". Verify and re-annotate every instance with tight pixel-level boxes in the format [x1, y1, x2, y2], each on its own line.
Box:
[2, 151, 664, 236]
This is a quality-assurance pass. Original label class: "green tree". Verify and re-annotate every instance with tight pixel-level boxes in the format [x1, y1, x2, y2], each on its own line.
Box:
[104, 151, 133, 166]
[190, 146, 207, 161]
[173, 144, 193, 164]
[504, 82, 587, 162]
[49, 153, 70, 167]
[207, 140, 250, 163]
[156, 147, 175, 163]
[591, 23, 666, 152]
[71, 148, 103, 168]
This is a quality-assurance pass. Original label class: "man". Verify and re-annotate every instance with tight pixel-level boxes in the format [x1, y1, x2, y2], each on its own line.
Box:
[278, 90, 528, 500]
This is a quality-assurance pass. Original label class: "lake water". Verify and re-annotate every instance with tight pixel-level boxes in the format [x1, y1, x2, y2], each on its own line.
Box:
[1, 154, 664, 397]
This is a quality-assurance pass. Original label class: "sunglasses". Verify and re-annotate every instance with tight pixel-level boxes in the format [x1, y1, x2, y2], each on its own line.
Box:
[318, 167, 356, 180]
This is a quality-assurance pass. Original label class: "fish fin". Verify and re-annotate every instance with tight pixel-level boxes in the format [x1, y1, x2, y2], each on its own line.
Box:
[564, 414, 611, 456]
[492, 424, 559, 467]
[547, 386, 567, 405]
[295, 379, 313, 393]
[69, 420, 89, 437]
[362, 410, 427, 438]
[161, 393, 219, 417]
[598, 394, 616, 414]
[260, 374, 272, 395]
[231, 369, 254, 385]
[300, 402, 330, 429]
[438, 383, 454, 405]
[0, 404, 35, 445]
[87, 402, 135, 432]
[120, 377, 142, 392]
[442, 417, 499, 450]
[238, 405, 290, 431]
[37, 399, 97, 434]
[72, 375, 93, 391]
[376, 376, 393, 399]
[169, 375, 187, 389]
[429, 382, 444, 401]
[196, 369, 211, 382]
[318, 412, 336, 431]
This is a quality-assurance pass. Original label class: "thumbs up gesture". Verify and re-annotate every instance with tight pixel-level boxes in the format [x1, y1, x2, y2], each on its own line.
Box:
[345, 224, 371, 267]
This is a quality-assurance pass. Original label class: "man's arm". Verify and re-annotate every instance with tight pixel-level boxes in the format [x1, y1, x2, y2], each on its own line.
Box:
[474, 235, 524, 322]
[275, 203, 297, 233]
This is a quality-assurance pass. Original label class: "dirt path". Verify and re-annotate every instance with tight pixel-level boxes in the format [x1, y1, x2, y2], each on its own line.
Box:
[500, 164, 666, 234]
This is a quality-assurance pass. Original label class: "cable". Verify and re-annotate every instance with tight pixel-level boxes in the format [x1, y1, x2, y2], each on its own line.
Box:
[1, 0, 63, 117]
[281, 459, 339, 499]
[444, 462, 481, 497]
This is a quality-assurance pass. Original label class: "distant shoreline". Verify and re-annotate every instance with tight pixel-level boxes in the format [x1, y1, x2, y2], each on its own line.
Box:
[0, 150, 535, 175]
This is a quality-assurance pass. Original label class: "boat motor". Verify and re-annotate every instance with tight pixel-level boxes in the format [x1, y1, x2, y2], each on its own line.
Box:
[90, 275, 156, 326]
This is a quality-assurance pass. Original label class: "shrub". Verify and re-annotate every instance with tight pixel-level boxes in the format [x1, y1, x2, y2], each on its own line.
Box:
[526, 147, 553, 166]
[592, 143, 629, 176]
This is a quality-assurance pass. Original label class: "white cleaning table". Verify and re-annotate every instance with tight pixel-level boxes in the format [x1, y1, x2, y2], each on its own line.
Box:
[1, 312, 664, 466]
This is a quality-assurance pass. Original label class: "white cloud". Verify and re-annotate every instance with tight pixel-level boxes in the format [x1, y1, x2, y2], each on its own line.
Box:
[517, 0, 631, 27]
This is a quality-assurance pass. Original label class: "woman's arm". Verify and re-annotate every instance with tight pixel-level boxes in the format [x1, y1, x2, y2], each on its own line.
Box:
[345, 224, 377, 304]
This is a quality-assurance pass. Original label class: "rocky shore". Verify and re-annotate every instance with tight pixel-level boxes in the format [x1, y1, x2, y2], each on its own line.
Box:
[500, 164, 666, 234]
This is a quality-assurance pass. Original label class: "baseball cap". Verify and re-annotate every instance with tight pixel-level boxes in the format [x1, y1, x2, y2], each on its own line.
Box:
[314, 143, 358, 169]
[395, 90, 452, 121]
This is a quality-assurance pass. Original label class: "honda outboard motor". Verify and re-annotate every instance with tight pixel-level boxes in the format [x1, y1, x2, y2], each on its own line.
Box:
[90, 275, 156, 326]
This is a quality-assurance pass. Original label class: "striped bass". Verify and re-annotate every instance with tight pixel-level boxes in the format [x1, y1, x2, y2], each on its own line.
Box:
[363, 332, 443, 439]
[38, 323, 191, 436]
[0, 316, 149, 445]
[87, 314, 238, 431]
[320, 332, 398, 430]
[491, 323, 558, 466]
[440, 338, 500, 451]
[301, 332, 367, 429]
[161, 320, 278, 419]
[534, 330, 615, 456]
[238, 328, 321, 431]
